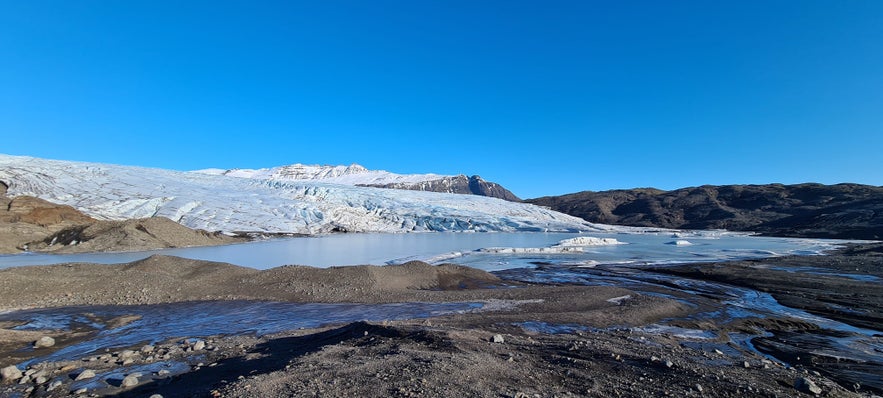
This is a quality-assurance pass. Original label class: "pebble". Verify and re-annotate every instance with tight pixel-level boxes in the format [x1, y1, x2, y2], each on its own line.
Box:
[74, 388, 88, 394]
[140, 344, 155, 354]
[1, 365, 22, 382]
[47, 380, 63, 391]
[492, 334, 505, 343]
[121, 374, 140, 387]
[742, 361, 751, 368]
[665, 360, 674, 368]
[75, 369, 96, 380]
[149, 395, 164, 398]
[34, 336, 56, 348]
[695, 384, 703, 392]
[193, 340, 206, 351]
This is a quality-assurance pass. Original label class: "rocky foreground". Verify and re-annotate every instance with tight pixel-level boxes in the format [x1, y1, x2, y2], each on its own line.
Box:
[1, 245, 881, 397]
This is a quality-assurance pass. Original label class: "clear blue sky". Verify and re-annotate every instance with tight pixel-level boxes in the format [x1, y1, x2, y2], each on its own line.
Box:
[1, 1, 881, 198]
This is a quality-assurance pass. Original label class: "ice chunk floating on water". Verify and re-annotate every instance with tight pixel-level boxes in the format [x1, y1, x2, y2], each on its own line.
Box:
[556, 237, 626, 246]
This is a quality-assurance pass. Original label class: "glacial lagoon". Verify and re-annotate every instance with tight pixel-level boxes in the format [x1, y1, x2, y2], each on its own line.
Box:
[0, 230, 843, 271]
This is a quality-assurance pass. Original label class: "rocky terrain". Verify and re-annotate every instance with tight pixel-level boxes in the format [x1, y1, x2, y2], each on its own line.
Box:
[360, 174, 521, 201]
[528, 183, 883, 239]
[0, 321, 855, 398]
[0, 188, 95, 254]
[1, 245, 881, 397]
[0, 188, 244, 255]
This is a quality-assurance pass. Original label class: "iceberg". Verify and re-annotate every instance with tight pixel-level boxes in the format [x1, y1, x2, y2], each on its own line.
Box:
[554, 236, 626, 246]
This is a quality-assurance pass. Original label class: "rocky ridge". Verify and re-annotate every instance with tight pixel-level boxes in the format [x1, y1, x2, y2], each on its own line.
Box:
[360, 174, 520, 201]
[527, 183, 883, 239]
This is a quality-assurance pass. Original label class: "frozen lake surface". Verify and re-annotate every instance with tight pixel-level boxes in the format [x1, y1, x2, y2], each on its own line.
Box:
[0, 231, 842, 270]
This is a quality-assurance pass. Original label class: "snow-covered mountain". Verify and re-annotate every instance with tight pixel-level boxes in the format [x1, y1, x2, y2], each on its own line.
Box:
[193, 163, 444, 186]
[193, 164, 521, 201]
[0, 155, 608, 235]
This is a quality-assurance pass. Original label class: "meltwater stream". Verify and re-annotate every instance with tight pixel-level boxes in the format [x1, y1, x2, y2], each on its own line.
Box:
[496, 262, 883, 392]
[1, 301, 483, 366]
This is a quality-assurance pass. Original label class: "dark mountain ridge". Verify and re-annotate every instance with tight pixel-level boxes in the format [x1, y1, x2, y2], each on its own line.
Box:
[527, 183, 883, 240]
[360, 175, 521, 202]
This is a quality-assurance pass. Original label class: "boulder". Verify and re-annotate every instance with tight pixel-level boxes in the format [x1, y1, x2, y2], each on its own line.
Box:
[1, 365, 22, 382]
[34, 336, 56, 348]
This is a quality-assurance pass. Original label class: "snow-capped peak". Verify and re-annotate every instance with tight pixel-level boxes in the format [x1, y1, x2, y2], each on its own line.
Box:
[191, 163, 448, 186]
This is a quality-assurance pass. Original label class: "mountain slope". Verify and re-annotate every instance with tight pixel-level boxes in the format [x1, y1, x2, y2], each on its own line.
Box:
[527, 183, 883, 239]
[0, 155, 603, 235]
[194, 163, 520, 201]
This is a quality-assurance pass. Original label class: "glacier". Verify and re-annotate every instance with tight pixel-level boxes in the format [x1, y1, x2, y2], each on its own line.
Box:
[0, 154, 621, 235]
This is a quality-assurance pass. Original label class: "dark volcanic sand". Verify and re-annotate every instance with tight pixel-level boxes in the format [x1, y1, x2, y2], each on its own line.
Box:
[1, 245, 881, 397]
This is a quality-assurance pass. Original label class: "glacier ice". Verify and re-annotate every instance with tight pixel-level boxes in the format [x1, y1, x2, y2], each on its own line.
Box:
[0, 154, 624, 235]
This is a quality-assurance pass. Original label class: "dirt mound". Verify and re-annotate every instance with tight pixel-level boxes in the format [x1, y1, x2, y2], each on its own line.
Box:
[0, 191, 246, 254]
[27, 217, 245, 253]
[0, 196, 94, 226]
[0, 257, 680, 331]
[0, 195, 96, 253]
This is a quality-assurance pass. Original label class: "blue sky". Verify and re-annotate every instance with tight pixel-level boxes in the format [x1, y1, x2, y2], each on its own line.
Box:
[1, 1, 881, 198]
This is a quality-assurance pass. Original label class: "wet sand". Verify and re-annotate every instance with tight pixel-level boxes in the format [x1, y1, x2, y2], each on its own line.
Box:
[1, 245, 881, 397]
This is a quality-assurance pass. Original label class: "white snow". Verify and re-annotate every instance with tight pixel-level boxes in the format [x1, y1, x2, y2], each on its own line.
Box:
[554, 236, 626, 246]
[191, 163, 449, 186]
[0, 154, 623, 235]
